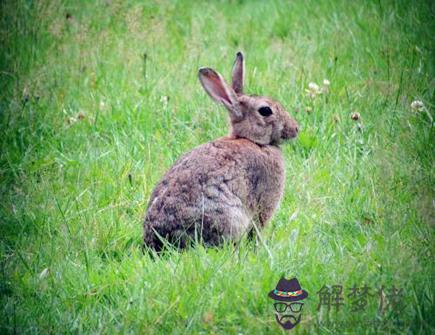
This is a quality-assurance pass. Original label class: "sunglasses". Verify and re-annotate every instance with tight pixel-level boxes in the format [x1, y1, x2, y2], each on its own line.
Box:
[274, 302, 304, 313]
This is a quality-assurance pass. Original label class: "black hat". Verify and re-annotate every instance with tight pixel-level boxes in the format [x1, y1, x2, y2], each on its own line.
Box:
[268, 277, 308, 302]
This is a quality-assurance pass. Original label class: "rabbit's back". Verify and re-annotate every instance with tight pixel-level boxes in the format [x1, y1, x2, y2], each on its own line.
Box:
[143, 137, 285, 250]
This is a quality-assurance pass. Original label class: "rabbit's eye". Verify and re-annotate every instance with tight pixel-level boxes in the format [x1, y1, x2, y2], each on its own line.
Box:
[258, 106, 273, 117]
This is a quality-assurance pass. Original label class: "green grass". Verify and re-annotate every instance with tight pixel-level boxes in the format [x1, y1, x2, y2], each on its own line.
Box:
[0, 0, 433, 333]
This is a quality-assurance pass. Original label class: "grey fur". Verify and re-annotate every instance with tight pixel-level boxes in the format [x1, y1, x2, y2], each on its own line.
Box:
[144, 52, 298, 251]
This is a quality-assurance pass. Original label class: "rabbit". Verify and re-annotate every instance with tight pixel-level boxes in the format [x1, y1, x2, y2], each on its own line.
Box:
[143, 52, 298, 251]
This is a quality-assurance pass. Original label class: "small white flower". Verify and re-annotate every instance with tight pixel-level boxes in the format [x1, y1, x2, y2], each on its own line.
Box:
[66, 116, 77, 125]
[308, 82, 320, 92]
[410, 100, 425, 112]
[160, 95, 169, 108]
[322, 79, 330, 94]
[305, 82, 321, 98]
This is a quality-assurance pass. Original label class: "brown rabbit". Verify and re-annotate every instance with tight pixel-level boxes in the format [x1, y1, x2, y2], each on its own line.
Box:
[144, 52, 298, 251]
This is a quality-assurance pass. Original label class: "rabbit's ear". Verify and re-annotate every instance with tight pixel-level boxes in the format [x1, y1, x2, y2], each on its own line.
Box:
[231, 51, 244, 94]
[198, 67, 242, 119]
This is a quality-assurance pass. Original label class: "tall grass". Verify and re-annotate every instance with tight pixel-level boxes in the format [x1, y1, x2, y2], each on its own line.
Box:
[0, 0, 433, 333]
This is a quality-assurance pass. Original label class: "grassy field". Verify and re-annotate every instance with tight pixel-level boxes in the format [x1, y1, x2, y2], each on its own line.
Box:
[0, 0, 433, 333]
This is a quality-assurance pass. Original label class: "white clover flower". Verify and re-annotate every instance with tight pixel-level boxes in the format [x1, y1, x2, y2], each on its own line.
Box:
[322, 79, 330, 93]
[160, 95, 169, 108]
[305, 82, 321, 98]
[410, 100, 425, 112]
[66, 116, 77, 125]
[308, 82, 320, 92]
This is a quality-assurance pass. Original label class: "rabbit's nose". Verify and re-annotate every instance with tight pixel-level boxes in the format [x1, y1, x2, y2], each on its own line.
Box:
[290, 125, 299, 138]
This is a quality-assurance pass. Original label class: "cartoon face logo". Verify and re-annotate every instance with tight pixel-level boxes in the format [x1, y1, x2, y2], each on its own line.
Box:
[268, 277, 308, 330]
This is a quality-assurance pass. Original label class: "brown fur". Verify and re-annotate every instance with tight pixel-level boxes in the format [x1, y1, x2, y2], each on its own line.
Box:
[144, 52, 298, 251]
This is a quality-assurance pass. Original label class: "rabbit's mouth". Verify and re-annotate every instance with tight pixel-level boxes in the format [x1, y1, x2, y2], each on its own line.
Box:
[270, 125, 298, 146]
[281, 124, 299, 140]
